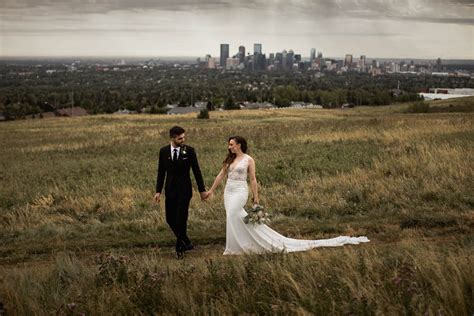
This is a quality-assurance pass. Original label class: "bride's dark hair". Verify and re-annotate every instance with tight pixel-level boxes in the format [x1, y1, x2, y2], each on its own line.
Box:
[223, 136, 248, 169]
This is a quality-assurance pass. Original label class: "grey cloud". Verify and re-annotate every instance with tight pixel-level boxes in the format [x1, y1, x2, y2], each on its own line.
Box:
[1, 0, 473, 25]
[0, 0, 232, 14]
[394, 16, 474, 25]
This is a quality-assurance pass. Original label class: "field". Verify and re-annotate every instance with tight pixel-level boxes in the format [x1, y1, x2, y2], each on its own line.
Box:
[0, 98, 473, 315]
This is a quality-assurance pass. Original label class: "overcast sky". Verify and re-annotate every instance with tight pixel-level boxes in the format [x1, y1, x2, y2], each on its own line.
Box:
[1, 0, 473, 59]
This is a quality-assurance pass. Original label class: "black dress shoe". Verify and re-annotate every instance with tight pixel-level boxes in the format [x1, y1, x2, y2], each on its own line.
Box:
[183, 243, 194, 251]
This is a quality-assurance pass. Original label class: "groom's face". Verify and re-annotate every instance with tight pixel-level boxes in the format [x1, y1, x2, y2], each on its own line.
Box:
[172, 133, 186, 147]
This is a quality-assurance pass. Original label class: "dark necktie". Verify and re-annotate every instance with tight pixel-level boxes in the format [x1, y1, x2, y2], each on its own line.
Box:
[173, 148, 178, 161]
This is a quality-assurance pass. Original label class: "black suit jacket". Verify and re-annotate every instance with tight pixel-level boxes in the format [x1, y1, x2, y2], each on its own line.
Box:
[155, 144, 205, 199]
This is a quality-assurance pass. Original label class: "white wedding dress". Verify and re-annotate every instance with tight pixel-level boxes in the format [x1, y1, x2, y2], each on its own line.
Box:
[223, 154, 369, 255]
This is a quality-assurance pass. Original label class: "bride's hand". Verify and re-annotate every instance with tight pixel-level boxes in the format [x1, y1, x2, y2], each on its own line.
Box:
[207, 190, 213, 199]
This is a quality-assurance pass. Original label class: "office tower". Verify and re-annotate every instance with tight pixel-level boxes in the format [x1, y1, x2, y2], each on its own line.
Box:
[282, 50, 288, 70]
[288, 49, 295, 70]
[317, 51, 323, 59]
[345, 54, 353, 68]
[238, 46, 245, 63]
[255, 53, 266, 71]
[275, 52, 283, 70]
[436, 57, 442, 71]
[360, 55, 366, 71]
[254, 43, 262, 55]
[310, 48, 316, 62]
[220, 44, 229, 67]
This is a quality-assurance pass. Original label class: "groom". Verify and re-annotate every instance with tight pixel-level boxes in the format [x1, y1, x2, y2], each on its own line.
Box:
[154, 126, 206, 259]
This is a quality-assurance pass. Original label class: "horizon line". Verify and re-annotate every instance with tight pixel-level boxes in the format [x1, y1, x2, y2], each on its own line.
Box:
[1, 55, 473, 61]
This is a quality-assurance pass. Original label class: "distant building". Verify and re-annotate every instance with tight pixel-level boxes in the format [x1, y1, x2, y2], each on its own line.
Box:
[238, 46, 246, 63]
[344, 54, 353, 68]
[310, 48, 316, 63]
[167, 103, 206, 115]
[220, 44, 229, 67]
[420, 88, 474, 100]
[254, 43, 262, 55]
[390, 62, 400, 73]
[113, 109, 137, 115]
[359, 55, 366, 71]
[431, 72, 449, 76]
[208, 57, 216, 69]
[287, 50, 294, 70]
[243, 102, 275, 110]
[436, 57, 442, 71]
[226, 58, 240, 70]
[56, 107, 88, 117]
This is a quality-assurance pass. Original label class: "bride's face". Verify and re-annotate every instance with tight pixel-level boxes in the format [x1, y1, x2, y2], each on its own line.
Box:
[228, 139, 241, 154]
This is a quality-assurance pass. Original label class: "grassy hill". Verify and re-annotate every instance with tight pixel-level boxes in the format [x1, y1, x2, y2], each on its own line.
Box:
[0, 99, 473, 314]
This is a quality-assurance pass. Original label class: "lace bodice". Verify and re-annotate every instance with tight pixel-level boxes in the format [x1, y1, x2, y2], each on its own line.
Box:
[227, 155, 249, 181]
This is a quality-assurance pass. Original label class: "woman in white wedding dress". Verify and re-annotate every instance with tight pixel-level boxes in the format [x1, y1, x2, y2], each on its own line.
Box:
[206, 136, 369, 255]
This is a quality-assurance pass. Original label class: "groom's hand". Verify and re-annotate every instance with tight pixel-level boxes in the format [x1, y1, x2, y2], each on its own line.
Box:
[154, 193, 161, 203]
[200, 192, 208, 201]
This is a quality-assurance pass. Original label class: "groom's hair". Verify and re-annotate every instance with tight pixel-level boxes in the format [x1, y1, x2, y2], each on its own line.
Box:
[169, 126, 185, 138]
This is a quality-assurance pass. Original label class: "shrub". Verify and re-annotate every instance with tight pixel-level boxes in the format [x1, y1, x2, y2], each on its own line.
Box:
[197, 108, 210, 119]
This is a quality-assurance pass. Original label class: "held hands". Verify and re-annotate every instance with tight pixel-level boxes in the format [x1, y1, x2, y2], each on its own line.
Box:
[200, 191, 213, 201]
[200, 191, 208, 201]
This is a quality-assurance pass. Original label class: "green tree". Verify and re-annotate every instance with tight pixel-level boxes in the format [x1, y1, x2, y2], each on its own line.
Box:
[224, 95, 239, 110]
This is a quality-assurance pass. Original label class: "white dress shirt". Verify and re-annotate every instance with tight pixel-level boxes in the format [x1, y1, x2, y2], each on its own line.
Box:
[170, 144, 180, 161]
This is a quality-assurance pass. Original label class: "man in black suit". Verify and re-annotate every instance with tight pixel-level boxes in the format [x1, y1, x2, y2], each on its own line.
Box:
[154, 126, 206, 259]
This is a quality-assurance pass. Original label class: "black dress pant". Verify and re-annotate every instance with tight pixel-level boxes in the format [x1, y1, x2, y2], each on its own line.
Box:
[165, 196, 191, 251]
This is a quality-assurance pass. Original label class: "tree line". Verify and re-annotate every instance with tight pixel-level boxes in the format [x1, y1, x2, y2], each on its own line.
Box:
[1, 66, 470, 120]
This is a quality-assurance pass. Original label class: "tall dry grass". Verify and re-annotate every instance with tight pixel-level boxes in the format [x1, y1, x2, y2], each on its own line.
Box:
[0, 98, 473, 313]
[1, 242, 472, 315]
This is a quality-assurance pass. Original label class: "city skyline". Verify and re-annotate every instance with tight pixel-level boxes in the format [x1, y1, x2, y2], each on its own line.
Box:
[1, 0, 473, 59]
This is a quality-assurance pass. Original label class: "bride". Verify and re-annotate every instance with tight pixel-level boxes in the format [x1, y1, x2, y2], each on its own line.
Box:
[205, 136, 369, 255]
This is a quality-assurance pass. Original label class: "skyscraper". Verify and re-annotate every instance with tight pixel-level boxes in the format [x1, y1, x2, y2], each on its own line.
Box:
[238, 45, 245, 63]
[360, 55, 366, 70]
[310, 48, 316, 62]
[254, 43, 262, 55]
[288, 49, 295, 70]
[282, 50, 288, 70]
[252, 44, 263, 71]
[220, 44, 229, 67]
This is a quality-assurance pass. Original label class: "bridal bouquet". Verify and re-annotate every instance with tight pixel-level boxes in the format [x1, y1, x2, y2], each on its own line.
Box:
[243, 204, 270, 225]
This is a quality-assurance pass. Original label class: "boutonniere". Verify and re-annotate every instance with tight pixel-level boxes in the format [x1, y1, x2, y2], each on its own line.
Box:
[181, 146, 187, 155]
